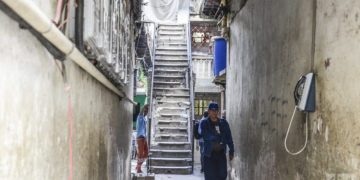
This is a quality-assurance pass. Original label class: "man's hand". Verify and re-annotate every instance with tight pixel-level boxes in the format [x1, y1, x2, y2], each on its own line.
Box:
[229, 154, 234, 161]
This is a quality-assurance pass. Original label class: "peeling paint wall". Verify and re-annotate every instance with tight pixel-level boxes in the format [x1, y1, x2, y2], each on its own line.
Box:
[227, 0, 360, 179]
[0, 1, 134, 179]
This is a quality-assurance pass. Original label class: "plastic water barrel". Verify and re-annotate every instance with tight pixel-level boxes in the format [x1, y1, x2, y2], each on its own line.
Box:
[213, 37, 227, 77]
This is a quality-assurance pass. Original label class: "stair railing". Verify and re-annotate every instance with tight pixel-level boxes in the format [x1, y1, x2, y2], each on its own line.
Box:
[147, 22, 157, 173]
[186, 22, 195, 173]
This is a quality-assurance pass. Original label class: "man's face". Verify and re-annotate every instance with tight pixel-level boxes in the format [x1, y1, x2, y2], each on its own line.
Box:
[208, 109, 219, 121]
[143, 106, 149, 115]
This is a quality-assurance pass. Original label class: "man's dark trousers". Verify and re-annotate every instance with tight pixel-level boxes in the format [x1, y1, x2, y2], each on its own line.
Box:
[199, 141, 204, 171]
[204, 151, 227, 180]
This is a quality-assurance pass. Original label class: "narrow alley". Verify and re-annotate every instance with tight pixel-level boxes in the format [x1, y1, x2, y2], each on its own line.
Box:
[1, 0, 360, 180]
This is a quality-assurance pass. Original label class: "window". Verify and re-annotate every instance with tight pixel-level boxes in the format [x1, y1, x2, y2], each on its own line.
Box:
[194, 99, 211, 116]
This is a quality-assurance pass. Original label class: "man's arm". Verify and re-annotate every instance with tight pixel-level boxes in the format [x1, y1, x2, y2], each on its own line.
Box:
[225, 121, 234, 159]
[198, 119, 203, 135]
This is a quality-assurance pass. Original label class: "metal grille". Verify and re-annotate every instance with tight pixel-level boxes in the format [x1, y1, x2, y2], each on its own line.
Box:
[191, 22, 220, 53]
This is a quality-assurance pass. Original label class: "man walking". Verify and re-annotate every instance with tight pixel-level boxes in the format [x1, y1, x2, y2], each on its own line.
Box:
[135, 104, 149, 173]
[201, 102, 234, 180]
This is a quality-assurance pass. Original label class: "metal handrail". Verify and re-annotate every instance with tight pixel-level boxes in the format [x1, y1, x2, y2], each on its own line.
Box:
[147, 22, 157, 173]
[186, 21, 195, 173]
[150, 23, 157, 143]
[186, 23, 194, 143]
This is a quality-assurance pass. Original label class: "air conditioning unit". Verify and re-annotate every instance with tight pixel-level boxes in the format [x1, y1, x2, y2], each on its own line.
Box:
[83, 0, 130, 84]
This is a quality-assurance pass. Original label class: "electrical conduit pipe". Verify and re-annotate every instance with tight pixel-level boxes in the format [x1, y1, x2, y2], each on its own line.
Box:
[2, 0, 135, 102]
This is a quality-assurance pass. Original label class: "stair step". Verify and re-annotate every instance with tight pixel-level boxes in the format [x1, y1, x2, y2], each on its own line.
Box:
[155, 133, 188, 137]
[150, 151, 191, 159]
[154, 90, 189, 96]
[157, 43, 187, 47]
[155, 67, 188, 71]
[159, 31, 185, 34]
[154, 134, 188, 141]
[157, 40, 187, 44]
[154, 69, 187, 73]
[157, 47, 187, 51]
[158, 41, 187, 45]
[157, 106, 188, 110]
[159, 113, 189, 117]
[155, 57, 188, 61]
[159, 23, 185, 26]
[155, 97, 190, 103]
[157, 141, 190, 145]
[150, 149, 191, 153]
[157, 100, 190, 105]
[156, 51, 188, 55]
[158, 36, 185, 40]
[158, 29, 185, 34]
[155, 63, 188, 67]
[151, 142, 191, 151]
[156, 107, 189, 114]
[158, 126, 187, 130]
[157, 94, 190, 97]
[153, 78, 183, 83]
[156, 116, 188, 121]
[156, 107, 188, 110]
[155, 116, 188, 120]
[153, 81, 182, 85]
[153, 87, 189, 91]
[158, 28, 185, 32]
[157, 119, 187, 123]
[155, 59, 188, 63]
[158, 26, 185, 31]
[154, 75, 185, 78]
[150, 157, 192, 161]
[155, 55, 187, 58]
[153, 85, 185, 89]
[154, 72, 186, 77]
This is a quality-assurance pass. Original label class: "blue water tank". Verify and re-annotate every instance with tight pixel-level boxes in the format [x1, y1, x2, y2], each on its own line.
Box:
[213, 37, 227, 77]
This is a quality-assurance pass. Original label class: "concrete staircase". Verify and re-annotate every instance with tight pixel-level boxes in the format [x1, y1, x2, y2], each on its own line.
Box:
[149, 24, 192, 174]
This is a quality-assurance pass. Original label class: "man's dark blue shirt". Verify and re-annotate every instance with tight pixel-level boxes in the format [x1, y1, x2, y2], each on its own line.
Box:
[200, 117, 234, 157]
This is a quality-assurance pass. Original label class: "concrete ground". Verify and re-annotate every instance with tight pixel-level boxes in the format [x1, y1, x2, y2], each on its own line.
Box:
[155, 164, 203, 180]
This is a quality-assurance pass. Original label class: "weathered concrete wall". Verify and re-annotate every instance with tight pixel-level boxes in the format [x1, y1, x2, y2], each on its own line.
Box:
[309, 0, 360, 179]
[0, 1, 134, 180]
[227, 0, 360, 179]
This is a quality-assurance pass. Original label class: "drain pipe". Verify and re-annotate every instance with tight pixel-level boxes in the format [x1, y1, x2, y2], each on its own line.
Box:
[1, 0, 135, 102]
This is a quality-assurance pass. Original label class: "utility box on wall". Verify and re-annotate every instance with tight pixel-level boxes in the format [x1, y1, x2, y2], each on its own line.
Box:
[213, 37, 227, 77]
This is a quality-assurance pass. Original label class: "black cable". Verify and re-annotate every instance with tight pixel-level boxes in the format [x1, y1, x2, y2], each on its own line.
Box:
[293, 76, 306, 105]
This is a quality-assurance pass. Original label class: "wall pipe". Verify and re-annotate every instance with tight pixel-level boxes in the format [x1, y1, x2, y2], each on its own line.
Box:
[1, 0, 136, 104]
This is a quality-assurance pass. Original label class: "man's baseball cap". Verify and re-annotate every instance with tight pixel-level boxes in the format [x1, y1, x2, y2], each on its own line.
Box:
[208, 102, 219, 111]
